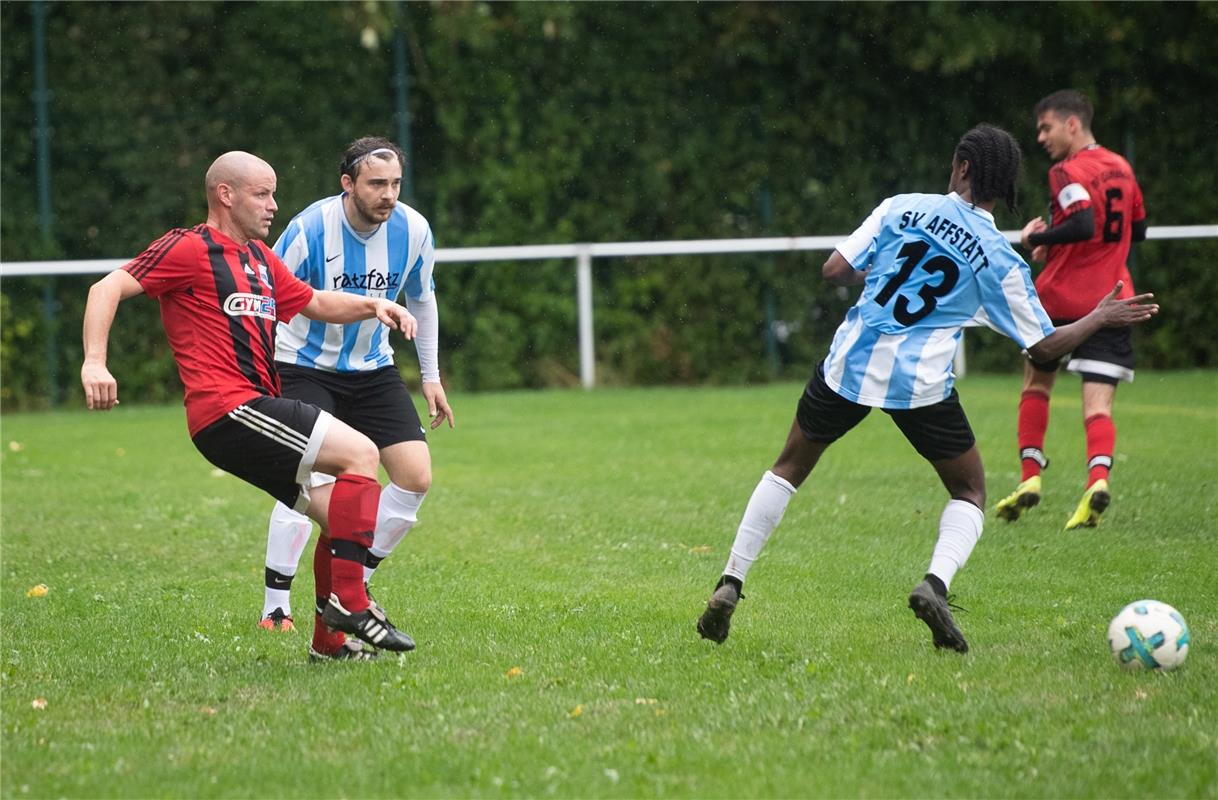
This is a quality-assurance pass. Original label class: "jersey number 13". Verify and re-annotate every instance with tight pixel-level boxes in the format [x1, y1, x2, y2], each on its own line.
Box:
[873, 240, 960, 325]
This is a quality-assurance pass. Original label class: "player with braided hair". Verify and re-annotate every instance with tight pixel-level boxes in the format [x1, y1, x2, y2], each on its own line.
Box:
[696, 124, 1158, 652]
[952, 124, 1022, 213]
[995, 90, 1148, 530]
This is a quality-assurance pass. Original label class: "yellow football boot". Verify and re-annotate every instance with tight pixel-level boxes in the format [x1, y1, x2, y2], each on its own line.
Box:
[1064, 479, 1111, 530]
[994, 475, 1041, 522]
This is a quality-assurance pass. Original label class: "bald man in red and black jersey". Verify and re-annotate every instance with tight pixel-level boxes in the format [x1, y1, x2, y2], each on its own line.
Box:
[995, 90, 1149, 531]
[82, 151, 417, 661]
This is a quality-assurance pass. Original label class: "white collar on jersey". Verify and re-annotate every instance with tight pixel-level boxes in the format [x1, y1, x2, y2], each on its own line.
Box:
[947, 191, 994, 223]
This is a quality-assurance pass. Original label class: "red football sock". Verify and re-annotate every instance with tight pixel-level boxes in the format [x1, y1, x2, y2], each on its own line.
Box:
[1084, 413, 1116, 487]
[311, 534, 345, 654]
[1018, 390, 1051, 480]
[327, 474, 380, 613]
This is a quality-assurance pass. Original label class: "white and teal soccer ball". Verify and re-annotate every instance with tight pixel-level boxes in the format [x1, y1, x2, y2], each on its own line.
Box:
[1107, 600, 1190, 671]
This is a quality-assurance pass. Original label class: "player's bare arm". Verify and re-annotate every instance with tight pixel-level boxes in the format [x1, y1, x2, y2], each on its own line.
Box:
[822, 250, 867, 287]
[1027, 281, 1158, 363]
[81, 269, 145, 411]
[1020, 217, 1048, 250]
[301, 291, 418, 339]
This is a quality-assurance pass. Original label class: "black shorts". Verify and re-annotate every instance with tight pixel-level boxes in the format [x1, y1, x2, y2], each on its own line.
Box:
[1029, 321, 1134, 385]
[192, 396, 334, 511]
[278, 364, 426, 450]
[795, 362, 976, 461]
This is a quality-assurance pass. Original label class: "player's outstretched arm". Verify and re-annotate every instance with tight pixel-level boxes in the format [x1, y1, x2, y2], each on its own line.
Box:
[81, 270, 144, 411]
[302, 291, 417, 339]
[1027, 281, 1158, 363]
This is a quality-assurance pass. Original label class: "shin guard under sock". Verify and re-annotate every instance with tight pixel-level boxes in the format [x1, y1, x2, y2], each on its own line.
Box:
[327, 474, 380, 612]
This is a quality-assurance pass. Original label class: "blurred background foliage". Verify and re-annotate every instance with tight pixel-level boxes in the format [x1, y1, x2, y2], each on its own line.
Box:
[3, 1, 1216, 409]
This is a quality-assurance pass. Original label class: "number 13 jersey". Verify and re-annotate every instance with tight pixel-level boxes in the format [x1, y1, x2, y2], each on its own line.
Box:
[1036, 145, 1145, 320]
[825, 192, 1055, 410]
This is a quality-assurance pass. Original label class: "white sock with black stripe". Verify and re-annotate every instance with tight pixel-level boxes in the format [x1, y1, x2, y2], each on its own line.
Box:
[364, 483, 426, 584]
[262, 501, 314, 617]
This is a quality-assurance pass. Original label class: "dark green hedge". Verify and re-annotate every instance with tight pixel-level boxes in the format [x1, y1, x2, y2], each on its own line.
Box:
[4, 2, 1216, 409]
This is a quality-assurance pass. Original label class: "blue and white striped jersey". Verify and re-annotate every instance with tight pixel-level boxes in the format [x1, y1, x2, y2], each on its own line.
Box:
[272, 195, 435, 373]
[825, 192, 1054, 410]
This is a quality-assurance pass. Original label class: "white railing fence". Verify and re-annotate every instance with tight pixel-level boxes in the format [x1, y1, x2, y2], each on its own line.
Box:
[3, 225, 1215, 388]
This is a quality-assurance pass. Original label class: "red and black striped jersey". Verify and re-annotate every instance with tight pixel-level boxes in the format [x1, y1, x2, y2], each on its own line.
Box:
[124, 224, 314, 436]
[1035, 145, 1146, 320]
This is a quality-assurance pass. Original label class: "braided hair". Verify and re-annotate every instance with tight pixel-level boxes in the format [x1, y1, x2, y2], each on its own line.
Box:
[953, 124, 1022, 212]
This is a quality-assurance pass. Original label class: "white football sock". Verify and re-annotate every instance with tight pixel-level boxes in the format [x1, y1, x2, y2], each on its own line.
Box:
[926, 499, 984, 590]
[722, 470, 797, 583]
[364, 483, 426, 584]
[262, 588, 291, 618]
[262, 501, 313, 617]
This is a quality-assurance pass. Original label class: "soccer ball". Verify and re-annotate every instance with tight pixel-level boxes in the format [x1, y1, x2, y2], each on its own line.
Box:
[1107, 600, 1190, 671]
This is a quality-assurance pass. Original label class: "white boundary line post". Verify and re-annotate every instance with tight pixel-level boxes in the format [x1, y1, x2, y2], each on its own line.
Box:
[576, 245, 594, 389]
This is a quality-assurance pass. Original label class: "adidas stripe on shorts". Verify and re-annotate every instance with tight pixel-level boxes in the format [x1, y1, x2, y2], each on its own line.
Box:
[192, 396, 334, 512]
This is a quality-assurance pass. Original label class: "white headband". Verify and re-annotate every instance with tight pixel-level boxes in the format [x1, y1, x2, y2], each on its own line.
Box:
[347, 147, 398, 174]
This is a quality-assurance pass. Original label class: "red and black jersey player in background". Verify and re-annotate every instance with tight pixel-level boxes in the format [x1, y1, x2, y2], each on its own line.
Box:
[81, 151, 420, 661]
[995, 89, 1149, 531]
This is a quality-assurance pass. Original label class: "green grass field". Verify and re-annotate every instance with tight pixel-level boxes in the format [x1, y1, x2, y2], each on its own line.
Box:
[2, 371, 1216, 799]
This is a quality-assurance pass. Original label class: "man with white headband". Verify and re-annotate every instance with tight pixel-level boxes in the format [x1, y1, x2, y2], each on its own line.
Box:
[256, 137, 453, 660]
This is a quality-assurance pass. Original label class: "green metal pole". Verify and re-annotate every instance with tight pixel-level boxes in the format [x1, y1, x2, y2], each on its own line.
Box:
[393, 1, 414, 204]
[33, 0, 60, 406]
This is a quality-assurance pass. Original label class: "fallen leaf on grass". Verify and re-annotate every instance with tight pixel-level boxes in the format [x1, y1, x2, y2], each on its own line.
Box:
[505, 666, 523, 678]
[31, 698, 47, 710]
[26, 584, 49, 598]
[688, 545, 712, 554]
[200, 706, 217, 716]
[569, 704, 583, 718]
[9, 441, 24, 452]
[1135, 688, 1148, 700]
[907, 673, 916, 685]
